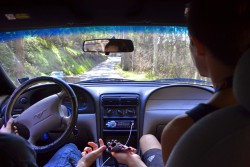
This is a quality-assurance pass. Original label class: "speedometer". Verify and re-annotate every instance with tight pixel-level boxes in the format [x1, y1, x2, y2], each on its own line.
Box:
[62, 95, 87, 112]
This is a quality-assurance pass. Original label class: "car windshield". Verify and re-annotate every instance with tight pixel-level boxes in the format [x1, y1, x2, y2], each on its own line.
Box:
[0, 26, 210, 86]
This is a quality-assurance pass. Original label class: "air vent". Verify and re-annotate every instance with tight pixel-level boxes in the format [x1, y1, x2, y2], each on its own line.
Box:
[120, 97, 138, 105]
[102, 95, 139, 106]
[102, 97, 120, 105]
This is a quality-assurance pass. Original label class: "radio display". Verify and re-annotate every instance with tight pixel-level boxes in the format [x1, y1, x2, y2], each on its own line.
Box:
[105, 120, 135, 129]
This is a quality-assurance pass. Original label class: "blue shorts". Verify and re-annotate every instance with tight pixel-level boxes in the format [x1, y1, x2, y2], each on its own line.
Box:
[142, 148, 164, 167]
[44, 143, 82, 167]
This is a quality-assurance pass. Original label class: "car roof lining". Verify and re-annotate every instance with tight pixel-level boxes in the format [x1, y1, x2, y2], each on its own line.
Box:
[0, 0, 189, 32]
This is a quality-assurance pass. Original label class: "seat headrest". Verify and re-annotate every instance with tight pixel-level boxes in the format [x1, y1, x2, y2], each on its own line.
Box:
[233, 48, 250, 110]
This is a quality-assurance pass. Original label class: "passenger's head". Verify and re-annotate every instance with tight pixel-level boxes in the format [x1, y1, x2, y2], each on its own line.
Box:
[105, 44, 119, 52]
[185, 0, 250, 68]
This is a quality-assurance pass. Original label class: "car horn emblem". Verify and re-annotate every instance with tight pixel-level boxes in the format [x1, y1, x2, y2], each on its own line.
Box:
[34, 109, 46, 119]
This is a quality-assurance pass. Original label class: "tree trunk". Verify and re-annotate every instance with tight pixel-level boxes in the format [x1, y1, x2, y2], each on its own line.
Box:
[14, 39, 26, 78]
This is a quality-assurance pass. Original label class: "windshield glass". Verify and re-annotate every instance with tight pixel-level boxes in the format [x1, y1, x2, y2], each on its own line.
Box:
[0, 26, 210, 86]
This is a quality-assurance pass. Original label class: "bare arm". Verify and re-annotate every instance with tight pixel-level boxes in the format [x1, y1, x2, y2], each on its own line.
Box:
[111, 151, 147, 167]
[161, 114, 194, 165]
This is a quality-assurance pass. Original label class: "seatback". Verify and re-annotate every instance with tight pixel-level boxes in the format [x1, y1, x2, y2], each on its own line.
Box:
[0, 133, 37, 167]
[166, 49, 250, 167]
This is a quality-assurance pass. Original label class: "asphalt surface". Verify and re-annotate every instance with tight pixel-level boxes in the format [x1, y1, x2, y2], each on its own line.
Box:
[79, 56, 123, 81]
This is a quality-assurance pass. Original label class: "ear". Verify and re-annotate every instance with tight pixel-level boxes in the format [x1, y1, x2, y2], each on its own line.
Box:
[189, 35, 206, 57]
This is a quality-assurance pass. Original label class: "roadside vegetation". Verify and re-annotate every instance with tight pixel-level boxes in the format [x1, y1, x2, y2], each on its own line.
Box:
[0, 26, 208, 85]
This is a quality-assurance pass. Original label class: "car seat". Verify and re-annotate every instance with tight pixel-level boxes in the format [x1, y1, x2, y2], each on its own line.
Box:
[166, 49, 250, 167]
[0, 133, 37, 166]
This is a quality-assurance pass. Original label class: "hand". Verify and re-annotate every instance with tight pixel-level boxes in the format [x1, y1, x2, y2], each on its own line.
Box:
[111, 148, 147, 167]
[0, 118, 18, 134]
[107, 139, 137, 153]
[76, 138, 107, 167]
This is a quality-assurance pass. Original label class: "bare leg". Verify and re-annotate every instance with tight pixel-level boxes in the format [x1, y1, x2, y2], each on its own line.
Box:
[140, 134, 161, 154]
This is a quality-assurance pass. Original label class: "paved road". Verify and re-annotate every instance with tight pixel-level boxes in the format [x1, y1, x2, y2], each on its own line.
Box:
[79, 56, 123, 81]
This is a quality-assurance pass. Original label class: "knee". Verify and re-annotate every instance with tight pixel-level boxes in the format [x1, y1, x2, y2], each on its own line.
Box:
[140, 134, 157, 145]
[140, 134, 161, 153]
[140, 134, 160, 148]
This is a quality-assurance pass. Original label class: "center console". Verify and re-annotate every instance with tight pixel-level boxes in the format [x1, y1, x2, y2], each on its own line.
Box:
[100, 94, 140, 166]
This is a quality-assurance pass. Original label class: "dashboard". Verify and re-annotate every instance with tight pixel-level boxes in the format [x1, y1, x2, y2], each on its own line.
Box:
[0, 82, 213, 166]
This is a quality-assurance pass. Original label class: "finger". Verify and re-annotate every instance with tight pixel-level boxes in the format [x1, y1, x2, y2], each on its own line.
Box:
[81, 151, 87, 156]
[92, 145, 107, 157]
[111, 151, 123, 158]
[14, 129, 19, 134]
[99, 138, 105, 147]
[7, 118, 14, 124]
[13, 126, 18, 133]
[98, 145, 107, 153]
[83, 147, 93, 153]
[0, 125, 4, 131]
[129, 147, 137, 153]
[88, 142, 98, 150]
[6, 118, 14, 127]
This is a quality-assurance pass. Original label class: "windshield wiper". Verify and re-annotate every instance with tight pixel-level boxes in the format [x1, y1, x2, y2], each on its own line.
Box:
[77, 78, 134, 83]
[155, 78, 212, 85]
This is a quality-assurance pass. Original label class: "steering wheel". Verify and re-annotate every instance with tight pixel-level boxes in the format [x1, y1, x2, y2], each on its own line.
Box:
[4, 76, 78, 153]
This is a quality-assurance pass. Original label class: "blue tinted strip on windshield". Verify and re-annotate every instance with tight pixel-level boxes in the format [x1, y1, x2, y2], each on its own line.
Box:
[0, 26, 187, 41]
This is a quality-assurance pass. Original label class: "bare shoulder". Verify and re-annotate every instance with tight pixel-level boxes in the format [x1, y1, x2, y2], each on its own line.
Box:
[167, 114, 193, 128]
[161, 114, 194, 164]
[162, 114, 193, 136]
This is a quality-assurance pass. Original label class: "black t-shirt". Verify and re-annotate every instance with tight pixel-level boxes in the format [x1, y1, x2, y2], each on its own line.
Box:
[0, 133, 37, 167]
[186, 103, 218, 122]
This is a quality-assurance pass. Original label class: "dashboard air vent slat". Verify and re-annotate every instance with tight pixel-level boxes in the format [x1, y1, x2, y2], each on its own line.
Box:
[102, 96, 139, 106]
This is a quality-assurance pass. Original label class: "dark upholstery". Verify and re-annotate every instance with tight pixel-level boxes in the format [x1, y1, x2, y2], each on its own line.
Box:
[0, 133, 37, 167]
[166, 49, 250, 167]
[234, 49, 250, 110]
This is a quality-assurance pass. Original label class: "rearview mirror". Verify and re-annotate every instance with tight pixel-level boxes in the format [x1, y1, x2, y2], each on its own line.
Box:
[82, 39, 134, 53]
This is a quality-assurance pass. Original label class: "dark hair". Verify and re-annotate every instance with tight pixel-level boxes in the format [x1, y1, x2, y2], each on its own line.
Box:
[185, 0, 250, 67]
